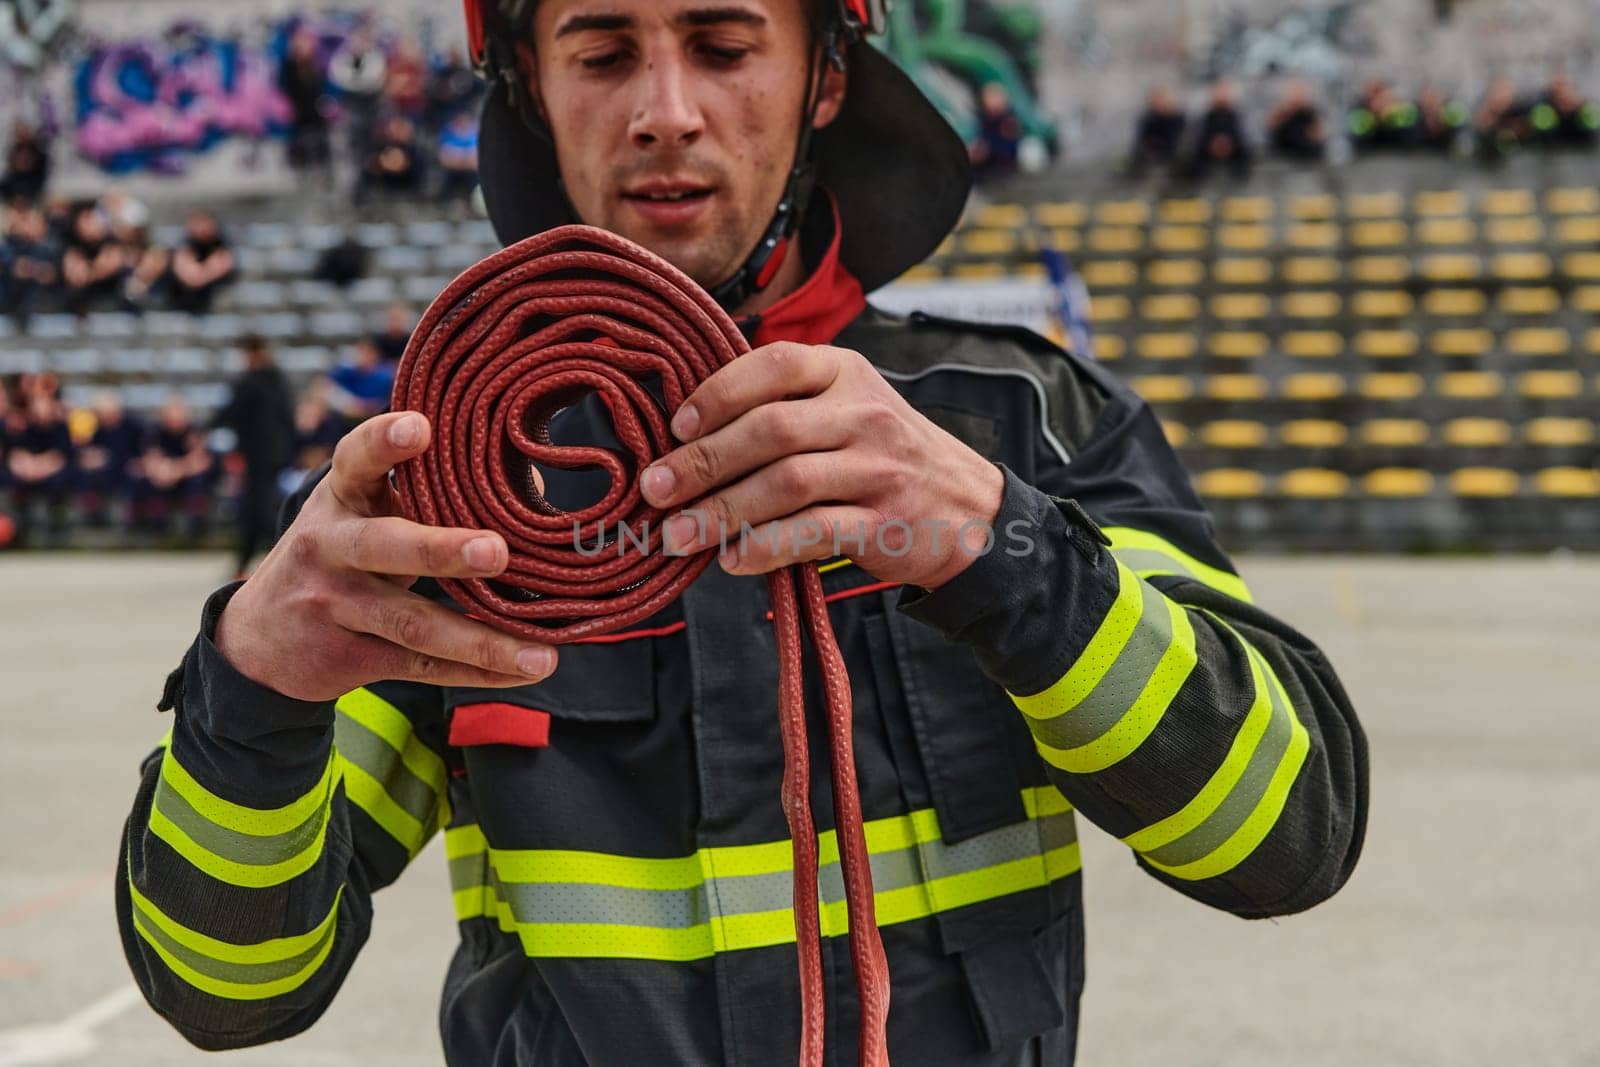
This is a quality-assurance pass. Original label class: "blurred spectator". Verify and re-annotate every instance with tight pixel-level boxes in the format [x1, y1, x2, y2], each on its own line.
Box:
[213, 336, 295, 577]
[169, 209, 235, 314]
[375, 302, 414, 364]
[386, 42, 429, 120]
[280, 27, 331, 170]
[437, 110, 480, 205]
[121, 225, 171, 312]
[1416, 85, 1468, 153]
[1476, 77, 1532, 162]
[329, 336, 395, 420]
[1268, 79, 1327, 162]
[286, 376, 349, 495]
[41, 194, 72, 245]
[426, 47, 482, 133]
[3, 202, 59, 318]
[0, 121, 50, 205]
[100, 186, 149, 237]
[358, 116, 424, 201]
[1189, 80, 1252, 180]
[328, 29, 387, 154]
[1129, 85, 1186, 176]
[61, 206, 127, 315]
[75, 390, 144, 526]
[1349, 79, 1417, 152]
[313, 229, 369, 288]
[969, 83, 1022, 182]
[135, 395, 213, 539]
[1533, 72, 1599, 148]
[6, 391, 71, 542]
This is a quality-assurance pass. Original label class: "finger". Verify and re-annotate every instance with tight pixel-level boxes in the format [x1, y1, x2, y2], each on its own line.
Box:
[661, 453, 852, 555]
[642, 397, 847, 509]
[671, 342, 844, 443]
[719, 506, 878, 576]
[352, 634, 548, 689]
[329, 515, 509, 579]
[336, 588, 558, 681]
[328, 412, 431, 516]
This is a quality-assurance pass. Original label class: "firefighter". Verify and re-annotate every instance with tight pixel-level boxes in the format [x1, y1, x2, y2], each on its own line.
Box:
[116, 2, 1368, 1063]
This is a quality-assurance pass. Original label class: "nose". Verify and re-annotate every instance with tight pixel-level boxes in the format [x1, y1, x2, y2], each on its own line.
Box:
[627, 53, 703, 150]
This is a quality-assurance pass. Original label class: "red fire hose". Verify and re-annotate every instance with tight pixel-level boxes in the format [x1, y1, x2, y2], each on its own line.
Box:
[391, 224, 890, 1065]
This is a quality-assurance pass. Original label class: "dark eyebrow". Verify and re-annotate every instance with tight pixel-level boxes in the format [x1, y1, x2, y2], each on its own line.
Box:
[555, 13, 633, 38]
[676, 7, 767, 28]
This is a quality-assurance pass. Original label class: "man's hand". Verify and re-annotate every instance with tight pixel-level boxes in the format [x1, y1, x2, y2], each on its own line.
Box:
[638, 342, 1006, 590]
[214, 412, 558, 702]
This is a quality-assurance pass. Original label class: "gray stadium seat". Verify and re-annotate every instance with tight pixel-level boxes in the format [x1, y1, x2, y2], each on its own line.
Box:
[142, 311, 197, 341]
[107, 347, 158, 375]
[121, 383, 171, 412]
[232, 280, 289, 310]
[267, 246, 320, 277]
[375, 245, 430, 274]
[308, 309, 367, 341]
[248, 312, 305, 340]
[347, 276, 400, 307]
[299, 223, 346, 250]
[156, 347, 214, 377]
[153, 224, 185, 247]
[403, 276, 450, 303]
[52, 347, 104, 376]
[181, 383, 231, 412]
[404, 221, 455, 247]
[0, 347, 45, 375]
[433, 244, 484, 272]
[278, 345, 337, 375]
[457, 220, 496, 244]
[288, 280, 341, 308]
[356, 222, 401, 248]
[85, 312, 139, 339]
[27, 313, 78, 340]
[244, 222, 294, 248]
[199, 313, 246, 343]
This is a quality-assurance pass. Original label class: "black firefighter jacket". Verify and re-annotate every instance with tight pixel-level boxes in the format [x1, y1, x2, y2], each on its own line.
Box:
[117, 305, 1369, 1065]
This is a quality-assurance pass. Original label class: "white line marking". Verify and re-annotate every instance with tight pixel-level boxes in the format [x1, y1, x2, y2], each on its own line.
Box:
[0, 985, 142, 1066]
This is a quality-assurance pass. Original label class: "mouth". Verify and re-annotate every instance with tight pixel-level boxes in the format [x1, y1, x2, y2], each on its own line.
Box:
[619, 181, 717, 227]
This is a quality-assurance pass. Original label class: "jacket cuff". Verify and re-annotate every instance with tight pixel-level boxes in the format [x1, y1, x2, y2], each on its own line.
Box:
[897, 465, 1119, 697]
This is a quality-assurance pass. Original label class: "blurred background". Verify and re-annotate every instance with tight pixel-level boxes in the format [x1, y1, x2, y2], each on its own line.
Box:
[0, 1, 1595, 1065]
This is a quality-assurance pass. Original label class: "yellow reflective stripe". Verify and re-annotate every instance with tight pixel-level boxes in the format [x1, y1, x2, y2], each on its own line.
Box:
[1022, 784, 1074, 819]
[1143, 640, 1311, 881]
[340, 758, 430, 856]
[817, 558, 854, 574]
[157, 749, 337, 837]
[490, 847, 707, 889]
[335, 687, 449, 801]
[1122, 639, 1276, 854]
[1103, 526, 1254, 604]
[1034, 594, 1197, 773]
[1013, 558, 1144, 711]
[445, 822, 488, 861]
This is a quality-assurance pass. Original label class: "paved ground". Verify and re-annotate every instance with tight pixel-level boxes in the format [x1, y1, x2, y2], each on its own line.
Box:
[0, 554, 1595, 1066]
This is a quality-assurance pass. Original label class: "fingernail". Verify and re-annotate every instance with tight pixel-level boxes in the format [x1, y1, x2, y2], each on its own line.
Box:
[671, 403, 700, 441]
[389, 414, 423, 449]
[719, 546, 740, 572]
[641, 464, 675, 504]
[516, 647, 555, 677]
[664, 514, 697, 554]
[463, 536, 500, 571]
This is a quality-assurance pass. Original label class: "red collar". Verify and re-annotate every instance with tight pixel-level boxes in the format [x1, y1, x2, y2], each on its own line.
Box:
[738, 195, 866, 348]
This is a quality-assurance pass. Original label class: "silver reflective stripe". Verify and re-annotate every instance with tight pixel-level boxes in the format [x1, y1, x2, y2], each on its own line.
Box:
[152, 774, 328, 868]
[129, 894, 336, 986]
[334, 715, 437, 826]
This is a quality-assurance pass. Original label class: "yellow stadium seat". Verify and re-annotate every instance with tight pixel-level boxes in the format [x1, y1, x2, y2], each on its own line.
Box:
[1046, 227, 1081, 252]
[1517, 371, 1583, 399]
[1356, 330, 1419, 358]
[1350, 256, 1411, 284]
[1418, 218, 1477, 245]
[1570, 287, 1600, 314]
[1499, 288, 1562, 316]
[1280, 419, 1349, 448]
[1430, 328, 1494, 358]
[1283, 257, 1341, 285]
[1206, 374, 1269, 401]
[1161, 421, 1190, 447]
[1130, 375, 1195, 403]
[1449, 468, 1520, 498]
[1012, 262, 1047, 280]
[1208, 332, 1270, 360]
[898, 263, 943, 282]
[1094, 335, 1127, 361]
[1485, 217, 1543, 245]
[1089, 227, 1143, 253]
[1218, 225, 1273, 251]
[1492, 252, 1552, 282]
[1506, 327, 1571, 357]
[1424, 290, 1488, 317]
[1555, 217, 1600, 244]
[1283, 373, 1347, 400]
[1353, 291, 1415, 318]
[974, 203, 1029, 229]
[1547, 188, 1600, 215]
[1414, 190, 1467, 217]
[1199, 420, 1269, 448]
[1359, 419, 1430, 447]
[1082, 260, 1137, 288]
[1141, 295, 1201, 323]
[1438, 372, 1504, 399]
[961, 229, 1019, 257]
[1214, 258, 1272, 285]
[1524, 417, 1594, 447]
[1360, 372, 1425, 400]
[933, 235, 957, 258]
[1290, 194, 1338, 220]
[1482, 189, 1536, 216]
[1148, 259, 1205, 287]
[1587, 328, 1600, 355]
[1034, 202, 1086, 227]
[1090, 294, 1131, 324]
[1153, 226, 1208, 253]
[1281, 468, 1351, 499]
[1562, 252, 1600, 280]
[1160, 199, 1211, 224]
[1421, 254, 1482, 283]
[1443, 417, 1512, 448]
[1096, 200, 1150, 226]
[1534, 467, 1600, 497]
[1210, 293, 1270, 321]
[1282, 291, 1342, 319]
[1348, 192, 1403, 218]
[1136, 332, 1198, 360]
[1282, 331, 1344, 359]
[1350, 220, 1407, 248]
[1290, 223, 1342, 249]
[950, 262, 1009, 280]
[1196, 468, 1267, 499]
[1363, 468, 1435, 498]
[1220, 197, 1273, 222]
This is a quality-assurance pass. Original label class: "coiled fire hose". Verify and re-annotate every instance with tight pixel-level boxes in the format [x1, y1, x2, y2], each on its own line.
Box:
[390, 225, 890, 1065]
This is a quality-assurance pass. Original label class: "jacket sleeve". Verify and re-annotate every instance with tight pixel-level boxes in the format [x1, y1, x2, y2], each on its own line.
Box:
[115, 581, 451, 1049]
[899, 375, 1368, 919]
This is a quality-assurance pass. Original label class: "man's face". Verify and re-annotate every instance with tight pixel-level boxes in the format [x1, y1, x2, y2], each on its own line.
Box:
[526, 1, 842, 291]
